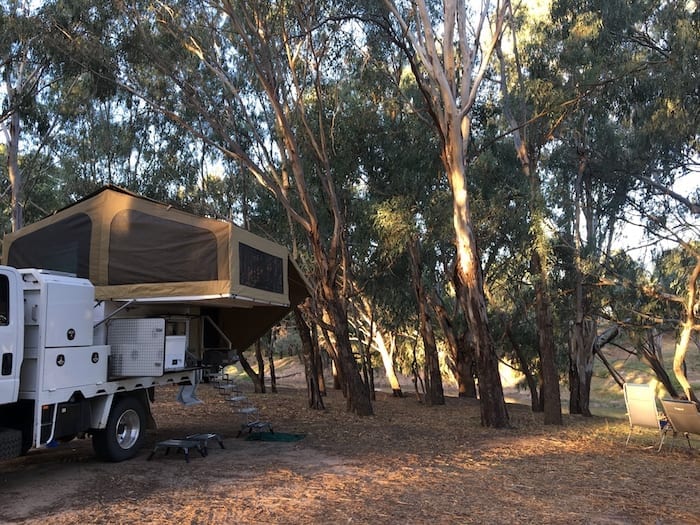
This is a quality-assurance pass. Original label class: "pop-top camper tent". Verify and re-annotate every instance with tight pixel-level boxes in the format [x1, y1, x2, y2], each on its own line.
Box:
[1, 186, 310, 351]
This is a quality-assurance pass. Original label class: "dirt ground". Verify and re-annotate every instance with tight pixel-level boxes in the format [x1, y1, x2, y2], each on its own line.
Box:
[1, 375, 699, 525]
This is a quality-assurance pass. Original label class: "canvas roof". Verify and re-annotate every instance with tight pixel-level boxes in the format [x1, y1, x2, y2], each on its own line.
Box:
[2, 186, 310, 349]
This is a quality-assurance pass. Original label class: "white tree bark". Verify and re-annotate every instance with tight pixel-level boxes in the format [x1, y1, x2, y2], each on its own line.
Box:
[383, 0, 511, 426]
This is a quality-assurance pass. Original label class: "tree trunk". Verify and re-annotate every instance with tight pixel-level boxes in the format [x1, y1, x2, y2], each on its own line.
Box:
[309, 320, 327, 396]
[429, 290, 476, 398]
[496, 31, 560, 424]
[672, 257, 700, 403]
[353, 294, 403, 399]
[255, 340, 266, 394]
[637, 329, 678, 398]
[410, 336, 425, 401]
[531, 249, 562, 424]
[360, 339, 375, 401]
[381, 0, 510, 424]
[375, 330, 403, 397]
[454, 246, 509, 427]
[268, 336, 277, 394]
[331, 360, 340, 391]
[568, 332, 582, 415]
[294, 306, 325, 410]
[7, 109, 23, 232]
[323, 294, 373, 415]
[450, 197, 509, 427]
[353, 295, 403, 397]
[236, 348, 264, 393]
[357, 304, 376, 401]
[673, 323, 698, 403]
[568, 319, 595, 416]
[506, 325, 542, 412]
[408, 237, 444, 406]
[455, 343, 477, 398]
[569, 151, 595, 416]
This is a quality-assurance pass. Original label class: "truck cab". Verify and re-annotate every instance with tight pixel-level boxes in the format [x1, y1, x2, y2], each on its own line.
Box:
[0, 267, 199, 462]
[0, 267, 24, 406]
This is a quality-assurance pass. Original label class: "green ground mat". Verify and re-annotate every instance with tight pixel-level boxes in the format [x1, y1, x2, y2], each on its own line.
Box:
[244, 432, 305, 442]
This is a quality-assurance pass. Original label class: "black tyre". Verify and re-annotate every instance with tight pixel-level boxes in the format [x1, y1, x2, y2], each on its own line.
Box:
[92, 396, 146, 462]
[0, 427, 22, 460]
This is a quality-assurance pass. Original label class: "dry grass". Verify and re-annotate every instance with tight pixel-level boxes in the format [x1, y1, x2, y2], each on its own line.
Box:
[1, 377, 699, 525]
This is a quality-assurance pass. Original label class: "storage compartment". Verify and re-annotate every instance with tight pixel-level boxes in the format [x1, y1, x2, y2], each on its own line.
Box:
[107, 318, 166, 377]
[54, 400, 92, 439]
[42, 345, 109, 391]
[44, 279, 95, 348]
[164, 336, 186, 371]
[164, 319, 188, 371]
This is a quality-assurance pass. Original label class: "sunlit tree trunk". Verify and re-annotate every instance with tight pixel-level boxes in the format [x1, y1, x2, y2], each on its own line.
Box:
[2, 69, 24, 232]
[453, 234, 509, 426]
[379, 332, 404, 397]
[673, 257, 700, 403]
[6, 110, 23, 232]
[384, 0, 511, 426]
[447, 141, 509, 422]
[353, 295, 403, 397]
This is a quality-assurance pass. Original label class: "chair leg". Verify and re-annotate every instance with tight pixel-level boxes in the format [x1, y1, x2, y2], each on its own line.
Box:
[657, 427, 670, 452]
[683, 432, 693, 449]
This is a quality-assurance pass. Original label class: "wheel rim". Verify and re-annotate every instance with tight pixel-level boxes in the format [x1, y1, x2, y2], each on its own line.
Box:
[114, 408, 141, 450]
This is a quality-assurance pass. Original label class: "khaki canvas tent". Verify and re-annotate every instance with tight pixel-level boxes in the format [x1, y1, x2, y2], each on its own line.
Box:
[1, 186, 310, 350]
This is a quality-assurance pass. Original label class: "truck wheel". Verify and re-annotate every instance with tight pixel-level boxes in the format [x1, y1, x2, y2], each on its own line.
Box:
[92, 397, 146, 462]
[0, 427, 22, 460]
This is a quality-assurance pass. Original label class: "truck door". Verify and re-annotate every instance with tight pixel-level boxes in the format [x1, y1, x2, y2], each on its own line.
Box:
[0, 267, 23, 405]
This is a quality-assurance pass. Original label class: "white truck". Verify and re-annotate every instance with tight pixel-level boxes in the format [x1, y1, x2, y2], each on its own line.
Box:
[0, 266, 207, 462]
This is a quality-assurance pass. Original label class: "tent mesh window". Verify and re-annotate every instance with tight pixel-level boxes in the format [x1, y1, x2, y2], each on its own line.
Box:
[7, 213, 92, 278]
[108, 210, 219, 284]
[239, 242, 283, 294]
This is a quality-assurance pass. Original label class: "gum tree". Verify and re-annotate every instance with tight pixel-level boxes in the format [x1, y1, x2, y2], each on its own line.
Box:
[112, 0, 374, 414]
[380, 0, 510, 426]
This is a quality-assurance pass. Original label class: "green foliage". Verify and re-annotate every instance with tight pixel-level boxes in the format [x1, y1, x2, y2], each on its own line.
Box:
[372, 196, 415, 260]
[1, 0, 697, 402]
[654, 244, 699, 298]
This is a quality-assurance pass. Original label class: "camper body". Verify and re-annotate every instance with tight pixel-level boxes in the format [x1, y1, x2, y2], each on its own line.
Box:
[0, 266, 207, 462]
[0, 187, 310, 463]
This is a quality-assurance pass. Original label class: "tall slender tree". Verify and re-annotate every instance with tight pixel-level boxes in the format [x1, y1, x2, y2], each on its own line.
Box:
[112, 0, 374, 415]
[496, 2, 563, 424]
[380, 0, 510, 426]
[1, 1, 51, 231]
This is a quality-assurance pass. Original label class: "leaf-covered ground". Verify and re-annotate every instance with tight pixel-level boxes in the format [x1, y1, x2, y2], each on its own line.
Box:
[1, 378, 698, 524]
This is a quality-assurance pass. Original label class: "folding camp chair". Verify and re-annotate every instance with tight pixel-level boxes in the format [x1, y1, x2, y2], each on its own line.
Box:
[660, 399, 700, 449]
[623, 383, 670, 451]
